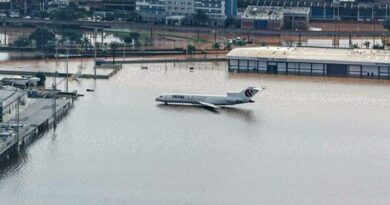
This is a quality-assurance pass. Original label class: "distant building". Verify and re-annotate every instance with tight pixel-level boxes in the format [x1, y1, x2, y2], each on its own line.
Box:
[135, 0, 166, 21]
[227, 46, 390, 79]
[239, 0, 390, 21]
[101, 0, 136, 11]
[240, 6, 310, 30]
[136, 0, 237, 25]
[1, 76, 40, 89]
[0, 85, 28, 122]
[47, 0, 70, 12]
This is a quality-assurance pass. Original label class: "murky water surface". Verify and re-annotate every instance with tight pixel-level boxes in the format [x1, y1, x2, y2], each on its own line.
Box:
[0, 61, 390, 205]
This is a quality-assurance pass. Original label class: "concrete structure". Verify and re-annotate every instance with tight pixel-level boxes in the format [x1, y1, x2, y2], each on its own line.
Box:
[241, 6, 310, 30]
[136, 0, 167, 21]
[1, 76, 40, 88]
[0, 86, 27, 122]
[0, 98, 72, 160]
[166, 0, 194, 16]
[227, 46, 390, 79]
[240, 0, 390, 21]
[136, 0, 237, 25]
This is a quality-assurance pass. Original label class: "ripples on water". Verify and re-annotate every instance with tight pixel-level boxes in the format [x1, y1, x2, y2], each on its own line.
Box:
[0, 61, 390, 205]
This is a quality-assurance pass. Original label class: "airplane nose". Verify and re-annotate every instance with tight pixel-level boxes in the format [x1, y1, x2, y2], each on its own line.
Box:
[155, 97, 162, 102]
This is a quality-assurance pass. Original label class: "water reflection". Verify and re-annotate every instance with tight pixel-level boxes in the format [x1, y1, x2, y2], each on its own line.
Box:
[222, 107, 256, 123]
[156, 104, 256, 122]
[0, 149, 28, 179]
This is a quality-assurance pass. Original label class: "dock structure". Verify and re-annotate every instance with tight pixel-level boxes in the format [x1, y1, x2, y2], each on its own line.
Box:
[0, 98, 72, 160]
[0, 68, 121, 80]
[226, 46, 390, 79]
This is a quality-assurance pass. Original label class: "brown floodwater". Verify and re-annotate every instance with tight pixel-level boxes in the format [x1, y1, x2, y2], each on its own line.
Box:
[0, 61, 390, 205]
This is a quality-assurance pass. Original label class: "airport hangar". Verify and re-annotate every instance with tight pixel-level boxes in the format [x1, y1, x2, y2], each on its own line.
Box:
[226, 47, 390, 79]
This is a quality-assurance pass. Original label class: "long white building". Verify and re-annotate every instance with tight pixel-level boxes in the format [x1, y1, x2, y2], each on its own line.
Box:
[226, 46, 390, 79]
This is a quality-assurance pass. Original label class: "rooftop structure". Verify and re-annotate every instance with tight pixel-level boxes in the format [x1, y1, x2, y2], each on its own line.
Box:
[1, 76, 40, 88]
[241, 6, 309, 20]
[227, 46, 390, 66]
[239, 0, 390, 21]
[240, 6, 310, 30]
[227, 46, 390, 79]
[0, 85, 28, 122]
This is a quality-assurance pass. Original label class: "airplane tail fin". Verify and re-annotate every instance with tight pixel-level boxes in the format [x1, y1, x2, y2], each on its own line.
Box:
[227, 86, 265, 100]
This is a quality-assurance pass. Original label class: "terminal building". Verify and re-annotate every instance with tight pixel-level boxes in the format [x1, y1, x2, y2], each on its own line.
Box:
[240, 6, 310, 30]
[0, 86, 28, 122]
[239, 0, 390, 21]
[226, 46, 390, 79]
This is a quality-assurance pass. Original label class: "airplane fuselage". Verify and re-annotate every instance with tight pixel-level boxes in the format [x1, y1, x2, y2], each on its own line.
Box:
[155, 94, 251, 106]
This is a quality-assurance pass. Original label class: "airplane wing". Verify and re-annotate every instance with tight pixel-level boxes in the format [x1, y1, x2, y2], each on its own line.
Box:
[198, 102, 221, 109]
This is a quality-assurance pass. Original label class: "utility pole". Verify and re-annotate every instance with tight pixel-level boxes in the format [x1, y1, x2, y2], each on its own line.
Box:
[3, 23, 7, 46]
[150, 26, 153, 44]
[65, 41, 69, 92]
[55, 40, 59, 65]
[52, 71, 57, 129]
[214, 29, 217, 43]
[123, 42, 126, 60]
[16, 96, 20, 154]
[93, 29, 98, 79]
[24, 0, 27, 16]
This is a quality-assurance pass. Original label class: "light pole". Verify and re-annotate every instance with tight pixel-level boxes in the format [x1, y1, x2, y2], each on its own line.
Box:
[16, 95, 20, 154]
[65, 40, 69, 92]
[94, 29, 97, 80]
[52, 71, 57, 129]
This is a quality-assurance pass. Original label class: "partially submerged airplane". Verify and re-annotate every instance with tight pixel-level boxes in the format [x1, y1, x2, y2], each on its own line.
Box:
[155, 87, 264, 109]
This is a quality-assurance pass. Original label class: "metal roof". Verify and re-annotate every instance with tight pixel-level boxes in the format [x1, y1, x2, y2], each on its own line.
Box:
[226, 46, 390, 66]
[241, 5, 310, 20]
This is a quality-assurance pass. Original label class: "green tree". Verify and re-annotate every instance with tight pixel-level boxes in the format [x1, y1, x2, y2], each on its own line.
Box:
[122, 32, 140, 44]
[35, 10, 49, 19]
[110, 42, 120, 63]
[13, 37, 30, 47]
[383, 18, 390, 30]
[236, 40, 246, 47]
[224, 17, 235, 28]
[29, 28, 55, 48]
[50, 9, 85, 21]
[58, 29, 83, 44]
[363, 41, 370, 49]
[212, 42, 220, 57]
[226, 43, 232, 51]
[127, 11, 142, 22]
[193, 10, 209, 25]
[212, 42, 220, 50]
[35, 72, 46, 86]
[187, 44, 196, 57]
[81, 36, 90, 52]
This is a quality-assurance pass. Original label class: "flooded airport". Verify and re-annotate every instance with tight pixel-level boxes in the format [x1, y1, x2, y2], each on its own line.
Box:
[1, 60, 390, 205]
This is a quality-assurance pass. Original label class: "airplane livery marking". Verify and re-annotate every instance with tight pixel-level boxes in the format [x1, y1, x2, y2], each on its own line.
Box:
[245, 89, 255, 97]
